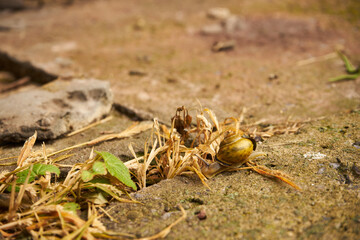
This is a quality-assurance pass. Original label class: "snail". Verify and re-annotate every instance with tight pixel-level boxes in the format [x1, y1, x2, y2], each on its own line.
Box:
[200, 133, 261, 178]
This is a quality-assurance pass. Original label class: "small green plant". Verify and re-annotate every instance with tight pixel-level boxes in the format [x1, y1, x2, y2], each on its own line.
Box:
[81, 151, 137, 190]
[16, 163, 60, 184]
[0, 123, 188, 239]
[62, 202, 81, 215]
[6, 163, 60, 192]
[329, 51, 359, 82]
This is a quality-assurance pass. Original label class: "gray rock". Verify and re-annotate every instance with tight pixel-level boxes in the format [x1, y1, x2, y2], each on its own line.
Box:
[0, 78, 113, 143]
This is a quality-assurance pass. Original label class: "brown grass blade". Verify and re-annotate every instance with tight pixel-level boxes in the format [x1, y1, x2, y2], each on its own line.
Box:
[48, 122, 153, 157]
[0, 218, 33, 230]
[63, 212, 96, 240]
[246, 163, 301, 190]
[13, 165, 34, 214]
[17, 131, 37, 167]
[67, 116, 113, 137]
[0, 156, 17, 162]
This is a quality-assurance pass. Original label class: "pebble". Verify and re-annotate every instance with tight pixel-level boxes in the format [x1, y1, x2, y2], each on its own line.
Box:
[352, 164, 360, 176]
[197, 209, 207, 220]
[207, 7, 231, 20]
[212, 40, 235, 52]
[268, 73, 278, 80]
[164, 204, 171, 212]
[200, 24, 223, 35]
[129, 70, 147, 76]
[353, 141, 360, 149]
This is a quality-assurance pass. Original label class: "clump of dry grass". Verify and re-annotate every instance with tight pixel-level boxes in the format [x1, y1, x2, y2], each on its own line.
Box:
[126, 106, 301, 190]
[0, 122, 186, 239]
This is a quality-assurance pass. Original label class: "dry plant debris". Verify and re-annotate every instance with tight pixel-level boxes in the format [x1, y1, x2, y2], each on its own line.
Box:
[126, 106, 301, 190]
[0, 106, 302, 239]
[0, 122, 182, 239]
[0, 138, 135, 238]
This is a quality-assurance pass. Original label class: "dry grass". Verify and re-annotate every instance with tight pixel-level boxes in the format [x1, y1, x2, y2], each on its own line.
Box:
[0, 106, 303, 239]
[0, 123, 154, 239]
[126, 106, 301, 190]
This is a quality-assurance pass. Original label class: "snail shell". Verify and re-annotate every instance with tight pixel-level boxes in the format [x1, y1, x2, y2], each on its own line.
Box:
[201, 134, 256, 178]
[216, 134, 256, 167]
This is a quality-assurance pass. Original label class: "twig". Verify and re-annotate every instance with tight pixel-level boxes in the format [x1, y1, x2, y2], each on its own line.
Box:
[17, 131, 37, 167]
[48, 122, 153, 157]
[246, 162, 301, 190]
[66, 116, 113, 137]
[297, 52, 337, 66]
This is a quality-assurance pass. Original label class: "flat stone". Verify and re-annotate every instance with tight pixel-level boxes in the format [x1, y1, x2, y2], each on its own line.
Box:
[0, 78, 113, 144]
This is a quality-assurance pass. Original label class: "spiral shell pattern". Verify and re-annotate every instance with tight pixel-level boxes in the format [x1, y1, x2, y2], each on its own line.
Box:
[216, 134, 255, 167]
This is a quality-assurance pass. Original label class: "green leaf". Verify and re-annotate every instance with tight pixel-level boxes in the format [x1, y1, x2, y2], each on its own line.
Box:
[92, 161, 107, 175]
[81, 170, 95, 182]
[16, 163, 60, 184]
[32, 163, 60, 176]
[90, 177, 110, 184]
[87, 182, 137, 203]
[81, 162, 106, 182]
[81, 177, 110, 188]
[63, 202, 80, 215]
[96, 151, 137, 191]
[6, 185, 20, 192]
[16, 169, 37, 184]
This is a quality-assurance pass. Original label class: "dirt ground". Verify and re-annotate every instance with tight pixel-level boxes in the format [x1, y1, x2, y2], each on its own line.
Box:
[0, 0, 359, 239]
